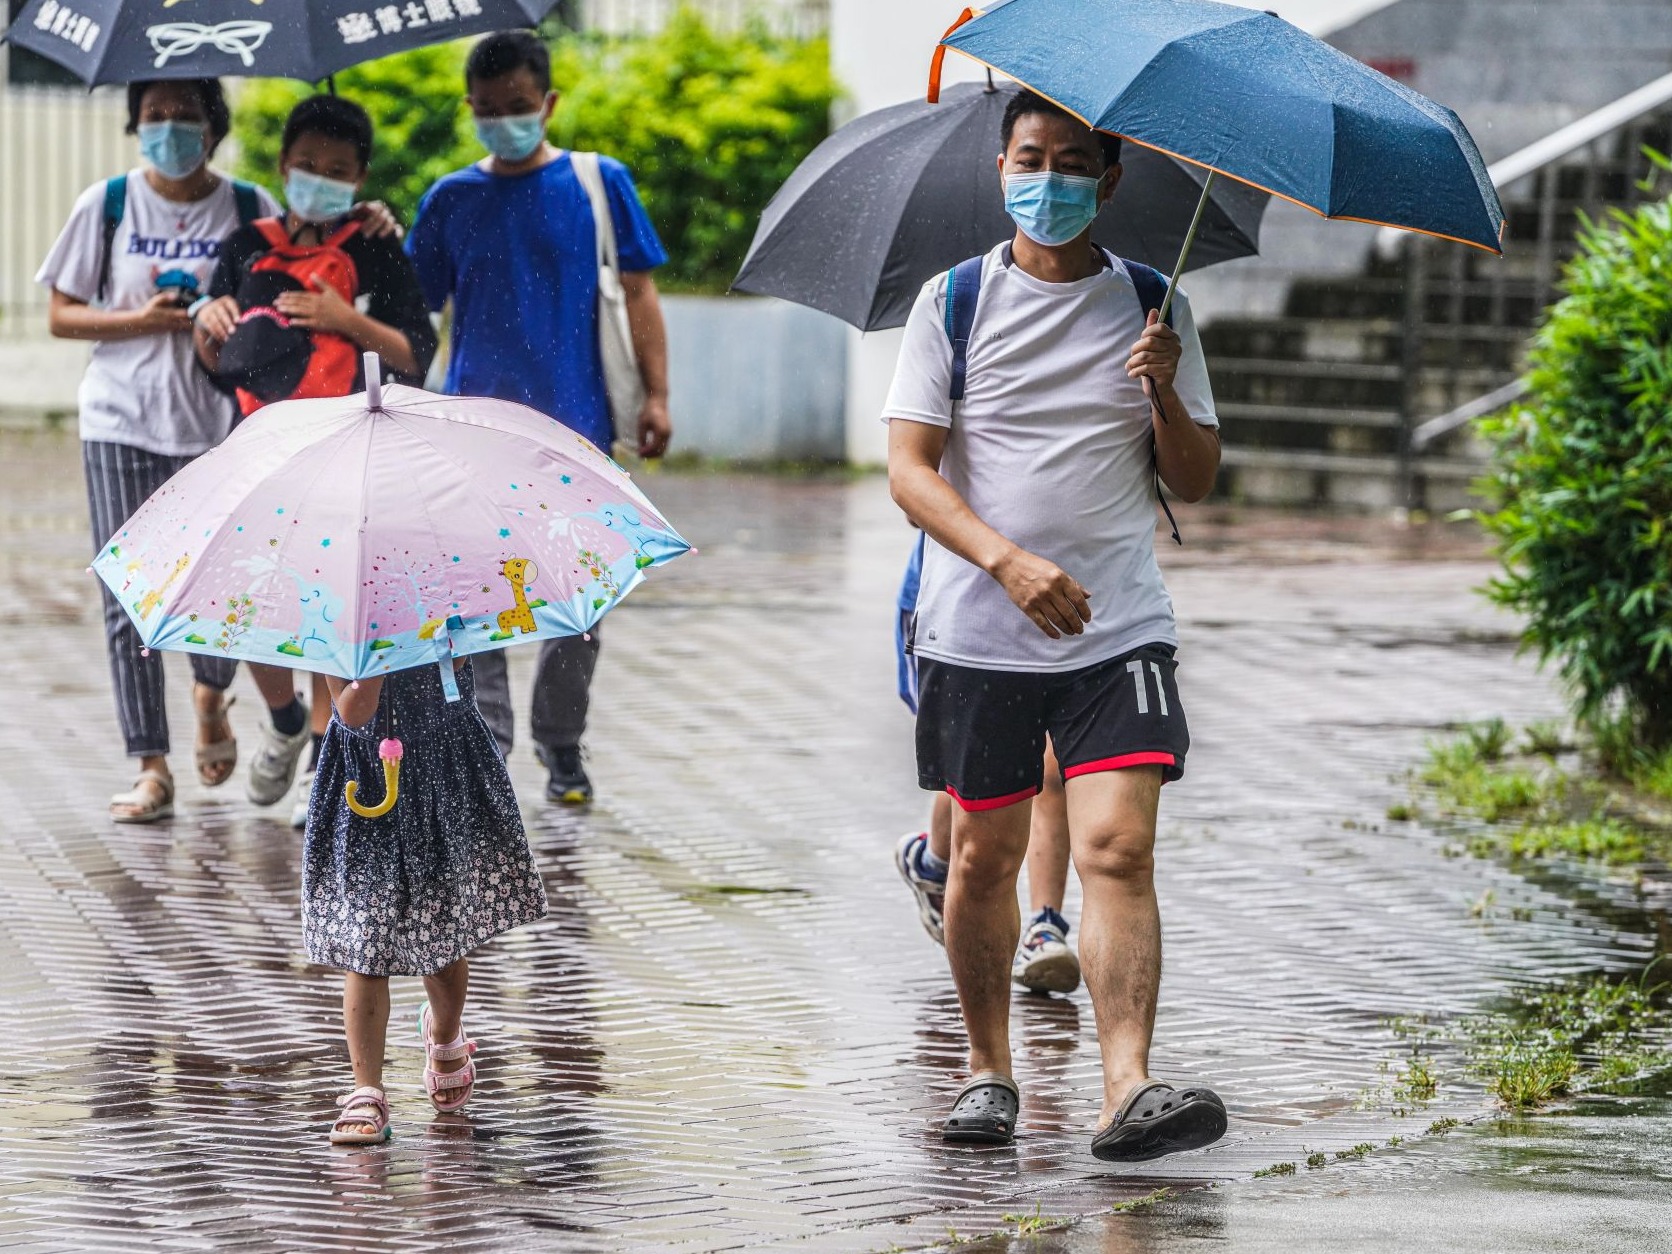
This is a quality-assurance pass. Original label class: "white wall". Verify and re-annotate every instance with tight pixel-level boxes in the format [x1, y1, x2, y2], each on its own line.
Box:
[829, 0, 987, 466]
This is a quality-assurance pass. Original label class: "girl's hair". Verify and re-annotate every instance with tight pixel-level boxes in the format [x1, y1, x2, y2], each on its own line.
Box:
[125, 79, 232, 142]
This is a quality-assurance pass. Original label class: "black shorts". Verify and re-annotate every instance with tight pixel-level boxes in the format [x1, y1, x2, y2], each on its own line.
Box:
[915, 643, 1190, 810]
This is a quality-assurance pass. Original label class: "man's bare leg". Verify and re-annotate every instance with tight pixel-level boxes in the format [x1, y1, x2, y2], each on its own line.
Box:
[1063, 766, 1163, 1126]
[944, 798, 1033, 1079]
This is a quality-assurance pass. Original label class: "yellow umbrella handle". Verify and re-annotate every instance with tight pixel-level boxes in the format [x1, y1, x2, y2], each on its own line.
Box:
[345, 738, 403, 818]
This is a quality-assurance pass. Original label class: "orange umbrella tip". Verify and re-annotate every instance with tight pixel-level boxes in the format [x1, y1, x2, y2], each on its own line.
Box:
[927, 7, 977, 103]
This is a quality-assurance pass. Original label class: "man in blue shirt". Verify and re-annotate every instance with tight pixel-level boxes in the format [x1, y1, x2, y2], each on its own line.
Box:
[408, 29, 672, 804]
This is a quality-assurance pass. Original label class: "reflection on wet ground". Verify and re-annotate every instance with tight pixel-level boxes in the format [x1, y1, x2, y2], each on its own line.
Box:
[985, 1089, 1672, 1254]
[0, 428, 1664, 1250]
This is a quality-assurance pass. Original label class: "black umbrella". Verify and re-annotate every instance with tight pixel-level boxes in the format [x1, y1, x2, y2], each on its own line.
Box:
[733, 79, 1269, 332]
[4, 0, 558, 85]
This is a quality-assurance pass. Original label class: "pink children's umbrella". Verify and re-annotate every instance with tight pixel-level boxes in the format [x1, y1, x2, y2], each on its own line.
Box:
[91, 354, 690, 703]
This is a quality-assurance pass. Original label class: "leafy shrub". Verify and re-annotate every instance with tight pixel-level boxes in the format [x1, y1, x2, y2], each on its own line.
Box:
[1479, 178, 1672, 753]
[229, 12, 838, 292]
[550, 12, 837, 291]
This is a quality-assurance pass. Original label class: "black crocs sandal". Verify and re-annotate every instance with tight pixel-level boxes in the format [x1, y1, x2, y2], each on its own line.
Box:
[943, 1072, 1019, 1145]
[1090, 1080, 1227, 1162]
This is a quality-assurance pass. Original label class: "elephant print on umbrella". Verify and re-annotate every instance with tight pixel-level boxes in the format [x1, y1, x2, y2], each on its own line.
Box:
[576, 504, 668, 570]
[277, 573, 346, 660]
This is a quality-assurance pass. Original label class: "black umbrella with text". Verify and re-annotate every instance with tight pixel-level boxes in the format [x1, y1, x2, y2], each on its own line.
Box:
[4, 0, 559, 85]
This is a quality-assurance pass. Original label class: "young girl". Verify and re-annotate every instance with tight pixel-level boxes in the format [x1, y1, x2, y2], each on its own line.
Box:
[304, 658, 547, 1145]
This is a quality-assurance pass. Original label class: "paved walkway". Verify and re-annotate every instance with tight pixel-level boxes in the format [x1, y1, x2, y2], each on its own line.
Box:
[0, 429, 1652, 1251]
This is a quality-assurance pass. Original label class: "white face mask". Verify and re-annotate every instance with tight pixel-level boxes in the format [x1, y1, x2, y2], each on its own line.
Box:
[138, 121, 208, 180]
[286, 168, 357, 223]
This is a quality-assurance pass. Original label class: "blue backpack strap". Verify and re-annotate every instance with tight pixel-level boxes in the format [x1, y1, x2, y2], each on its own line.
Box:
[1120, 257, 1173, 327]
[943, 255, 985, 402]
[231, 179, 261, 227]
[97, 174, 128, 303]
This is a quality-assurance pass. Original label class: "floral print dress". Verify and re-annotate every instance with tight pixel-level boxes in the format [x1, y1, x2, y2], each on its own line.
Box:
[303, 660, 547, 976]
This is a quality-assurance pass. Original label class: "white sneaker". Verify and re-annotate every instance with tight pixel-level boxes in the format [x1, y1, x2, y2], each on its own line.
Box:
[247, 707, 311, 807]
[1013, 908, 1081, 994]
[289, 768, 316, 829]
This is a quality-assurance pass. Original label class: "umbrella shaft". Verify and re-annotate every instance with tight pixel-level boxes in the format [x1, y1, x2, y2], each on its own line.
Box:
[1160, 171, 1216, 324]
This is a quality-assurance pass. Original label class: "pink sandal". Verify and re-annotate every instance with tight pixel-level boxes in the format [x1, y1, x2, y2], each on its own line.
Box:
[417, 1001, 477, 1113]
[330, 1085, 392, 1145]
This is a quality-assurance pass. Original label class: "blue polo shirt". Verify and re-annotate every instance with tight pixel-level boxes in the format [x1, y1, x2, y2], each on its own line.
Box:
[407, 152, 667, 450]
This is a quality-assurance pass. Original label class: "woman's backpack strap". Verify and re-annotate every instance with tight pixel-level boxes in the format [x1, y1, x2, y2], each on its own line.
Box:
[231, 179, 261, 227]
[96, 174, 129, 303]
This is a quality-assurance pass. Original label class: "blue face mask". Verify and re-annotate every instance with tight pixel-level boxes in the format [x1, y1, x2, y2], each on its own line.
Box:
[285, 168, 357, 223]
[138, 121, 207, 181]
[1003, 170, 1105, 247]
[475, 112, 547, 163]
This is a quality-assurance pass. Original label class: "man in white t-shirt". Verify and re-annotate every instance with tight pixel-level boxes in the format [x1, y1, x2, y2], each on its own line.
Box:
[885, 91, 1228, 1160]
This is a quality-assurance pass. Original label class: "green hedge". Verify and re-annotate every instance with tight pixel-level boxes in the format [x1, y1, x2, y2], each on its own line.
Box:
[231, 13, 837, 293]
[1479, 175, 1672, 753]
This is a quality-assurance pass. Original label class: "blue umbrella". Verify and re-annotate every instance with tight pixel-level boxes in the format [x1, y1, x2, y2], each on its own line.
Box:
[931, 0, 1503, 312]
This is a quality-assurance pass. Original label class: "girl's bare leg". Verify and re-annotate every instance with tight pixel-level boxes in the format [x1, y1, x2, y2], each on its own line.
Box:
[421, 958, 471, 1080]
[341, 973, 391, 1134]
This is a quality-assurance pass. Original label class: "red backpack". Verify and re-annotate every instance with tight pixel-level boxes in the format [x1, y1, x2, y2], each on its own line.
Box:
[235, 218, 362, 416]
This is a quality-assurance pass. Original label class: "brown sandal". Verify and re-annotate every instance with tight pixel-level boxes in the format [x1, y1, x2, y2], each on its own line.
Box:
[194, 692, 238, 788]
[110, 769, 174, 825]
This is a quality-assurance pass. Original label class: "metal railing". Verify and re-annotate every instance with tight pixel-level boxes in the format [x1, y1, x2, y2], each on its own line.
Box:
[1397, 71, 1672, 493]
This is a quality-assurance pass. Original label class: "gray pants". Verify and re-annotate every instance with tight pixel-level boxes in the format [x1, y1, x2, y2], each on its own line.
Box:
[472, 626, 601, 760]
[84, 440, 238, 758]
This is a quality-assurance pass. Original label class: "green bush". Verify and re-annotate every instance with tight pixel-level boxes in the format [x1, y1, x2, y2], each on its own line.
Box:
[1479, 179, 1672, 753]
[550, 13, 837, 291]
[230, 12, 838, 292]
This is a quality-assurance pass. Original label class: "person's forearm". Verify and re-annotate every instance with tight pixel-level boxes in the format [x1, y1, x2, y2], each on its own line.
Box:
[50, 302, 160, 342]
[344, 313, 418, 378]
[326, 675, 383, 728]
[889, 456, 1021, 581]
[625, 281, 669, 400]
[1150, 381, 1221, 504]
[193, 324, 223, 373]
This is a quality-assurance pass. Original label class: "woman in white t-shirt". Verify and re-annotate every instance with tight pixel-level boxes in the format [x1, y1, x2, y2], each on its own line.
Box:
[37, 78, 281, 825]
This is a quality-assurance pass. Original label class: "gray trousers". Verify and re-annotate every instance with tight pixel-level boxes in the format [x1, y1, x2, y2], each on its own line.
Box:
[84, 440, 238, 758]
[472, 626, 601, 759]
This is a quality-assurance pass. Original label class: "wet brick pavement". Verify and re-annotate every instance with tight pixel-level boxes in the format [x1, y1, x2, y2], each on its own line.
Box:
[0, 427, 1658, 1251]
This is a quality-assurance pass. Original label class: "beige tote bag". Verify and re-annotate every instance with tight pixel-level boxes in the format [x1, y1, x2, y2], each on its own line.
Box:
[571, 150, 645, 439]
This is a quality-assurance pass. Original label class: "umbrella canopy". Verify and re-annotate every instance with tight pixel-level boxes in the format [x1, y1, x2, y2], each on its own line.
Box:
[5, 0, 558, 86]
[933, 0, 1504, 253]
[91, 362, 689, 684]
[734, 79, 1268, 331]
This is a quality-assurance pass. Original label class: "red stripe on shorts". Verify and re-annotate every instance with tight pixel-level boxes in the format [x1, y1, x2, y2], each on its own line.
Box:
[1062, 752, 1177, 779]
[947, 784, 1040, 812]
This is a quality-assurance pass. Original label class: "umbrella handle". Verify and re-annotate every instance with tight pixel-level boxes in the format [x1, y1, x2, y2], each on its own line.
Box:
[365, 351, 383, 411]
[1159, 171, 1216, 324]
[345, 738, 403, 818]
